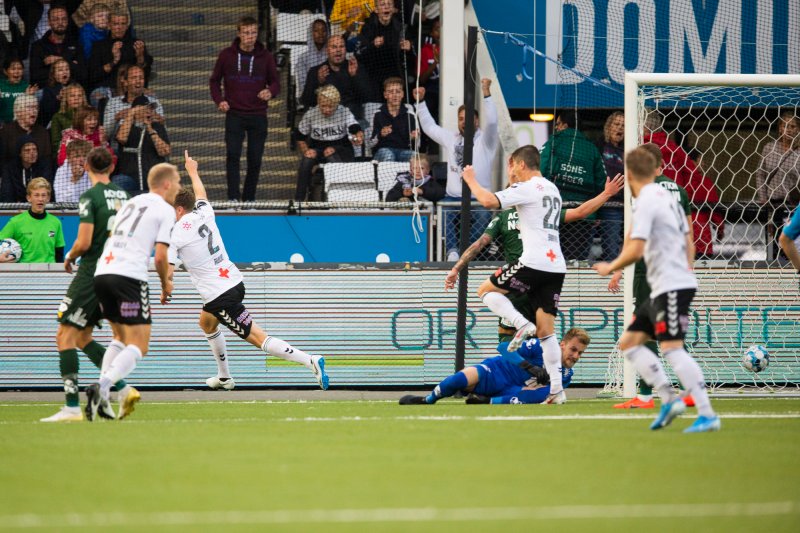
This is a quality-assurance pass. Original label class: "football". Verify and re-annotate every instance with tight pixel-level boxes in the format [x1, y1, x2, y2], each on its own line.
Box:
[743, 345, 770, 373]
[0, 238, 22, 262]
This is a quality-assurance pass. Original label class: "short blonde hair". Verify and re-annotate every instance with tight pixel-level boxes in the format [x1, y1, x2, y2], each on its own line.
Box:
[147, 163, 179, 190]
[626, 146, 658, 180]
[316, 84, 341, 107]
[563, 327, 591, 346]
[26, 177, 52, 196]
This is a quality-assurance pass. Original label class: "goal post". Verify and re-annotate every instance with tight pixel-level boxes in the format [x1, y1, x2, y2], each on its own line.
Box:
[614, 73, 800, 397]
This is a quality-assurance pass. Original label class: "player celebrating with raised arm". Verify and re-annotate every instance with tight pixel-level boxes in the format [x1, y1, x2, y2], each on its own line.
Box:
[170, 151, 329, 390]
[399, 328, 589, 405]
[43, 148, 137, 422]
[445, 173, 624, 342]
[84, 162, 181, 421]
[461, 145, 568, 404]
[593, 147, 720, 433]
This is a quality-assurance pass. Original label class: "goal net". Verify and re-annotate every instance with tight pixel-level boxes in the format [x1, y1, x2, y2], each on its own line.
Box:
[605, 74, 800, 396]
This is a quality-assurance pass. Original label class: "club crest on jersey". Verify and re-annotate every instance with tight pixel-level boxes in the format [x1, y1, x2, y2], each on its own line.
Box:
[182, 221, 192, 230]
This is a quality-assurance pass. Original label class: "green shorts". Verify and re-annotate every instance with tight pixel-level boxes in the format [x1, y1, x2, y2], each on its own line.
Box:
[499, 291, 537, 330]
[57, 270, 103, 329]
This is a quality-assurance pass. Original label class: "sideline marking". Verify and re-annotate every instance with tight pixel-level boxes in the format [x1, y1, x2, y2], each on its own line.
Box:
[0, 502, 796, 528]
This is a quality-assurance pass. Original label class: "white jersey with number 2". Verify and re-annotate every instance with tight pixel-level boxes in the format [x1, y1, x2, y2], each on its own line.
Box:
[630, 182, 697, 297]
[494, 176, 566, 273]
[95, 192, 175, 282]
[168, 200, 243, 303]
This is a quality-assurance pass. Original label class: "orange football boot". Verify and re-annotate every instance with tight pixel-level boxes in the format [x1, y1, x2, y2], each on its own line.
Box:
[613, 397, 656, 409]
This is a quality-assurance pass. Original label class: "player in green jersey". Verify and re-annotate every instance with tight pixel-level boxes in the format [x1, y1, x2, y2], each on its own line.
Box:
[445, 173, 624, 341]
[0, 178, 64, 263]
[42, 148, 138, 422]
[608, 143, 695, 409]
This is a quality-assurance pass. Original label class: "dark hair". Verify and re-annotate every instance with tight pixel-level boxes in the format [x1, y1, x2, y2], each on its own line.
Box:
[510, 145, 541, 171]
[457, 104, 479, 119]
[237, 16, 258, 31]
[87, 147, 113, 173]
[72, 105, 100, 131]
[382, 76, 404, 92]
[174, 186, 196, 212]
[48, 4, 69, 18]
[556, 109, 577, 129]
[2, 56, 22, 71]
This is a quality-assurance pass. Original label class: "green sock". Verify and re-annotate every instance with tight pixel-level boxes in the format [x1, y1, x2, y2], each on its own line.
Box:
[498, 333, 513, 343]
[637, 341, 660, 397]
[58, 349, 80, 407]
[82, 340, 127, 391]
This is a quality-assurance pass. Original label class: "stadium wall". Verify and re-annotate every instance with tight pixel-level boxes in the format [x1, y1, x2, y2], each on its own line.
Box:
[1, 264, 797, 388]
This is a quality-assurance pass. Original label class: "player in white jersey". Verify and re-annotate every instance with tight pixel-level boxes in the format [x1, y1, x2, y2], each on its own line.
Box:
[594, 147, 720, 433]
[461, 145, 568, 405]
[169, 152, 329, 390]
[85, 163, 181, 421]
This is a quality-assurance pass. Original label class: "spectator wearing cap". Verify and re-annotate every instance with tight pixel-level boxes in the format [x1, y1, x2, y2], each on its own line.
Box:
[0, 95, 52, 171]
[1, 136, 53, 202]
[53, 139, 92, 202]
[114, 95, 170, 194]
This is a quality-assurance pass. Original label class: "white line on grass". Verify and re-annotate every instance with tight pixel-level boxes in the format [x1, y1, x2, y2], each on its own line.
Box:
[0, 501, 796, 528]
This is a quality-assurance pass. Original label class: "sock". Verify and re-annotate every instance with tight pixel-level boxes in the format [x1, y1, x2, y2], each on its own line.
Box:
[481, 292, 529, 330]
[664, 348, 714, 418]
[205, 328, 230, 378]
[100, 345, 142, 399]
[82, 340, 127, 391]
[59, 349, 80, 408]
[101, 340, 126, 375]
[623, 345, 675, 404]
[426, 372, 469, 404]
[539, 334, 564, 395]
[261, 336, 313, 368]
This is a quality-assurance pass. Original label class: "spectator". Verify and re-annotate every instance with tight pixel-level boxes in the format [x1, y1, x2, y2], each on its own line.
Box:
[643, 110, 724, 259]
[0, 95, 52, 169]
[115, 95, 170, 194]
[295, 18, 328, 97]
[540, 109, 607, 261]
[103, 64, 163, 146]
[0, 57, 36, 124]
[417, 18, 440, 126]
[330, 0, 374, 50]
[413, 78, 497, 261]
[29, 4, 87, 88]
[294, 84, 363, 201]
[0, 177, 64, 263]
[355, 0, 414, 99]
[72, 0, 128, 28]
[78, 2, 110, 60]
[88, 10, 152, 95]
[209, 15, 280, 202]
[595, 110, 625, 261]
[301, 35, 373, 119]
[56, 105, 111, 166]
[38, 58, 72, 128]
[385, 154, 444, 202]
[755, 110, 800, 260]
[53, 138, 92, 202]
[50, 83, 88, 149]
[1, 136, 53, 202]
[370, 76, 417, 161]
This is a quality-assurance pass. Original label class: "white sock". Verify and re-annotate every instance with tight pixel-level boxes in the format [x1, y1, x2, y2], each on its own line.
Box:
[261, 336, 313, 368]
[540, 334, 564, 394]
[664, 348, 715, 418]
[205, 328, 230, 378]
[101, 339, 125, 375]
[100, 345, 142, 398]
[623, 345, 675, 404]
[481, 292, 529, 330]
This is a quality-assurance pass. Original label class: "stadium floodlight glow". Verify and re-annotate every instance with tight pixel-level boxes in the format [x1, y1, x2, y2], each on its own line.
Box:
[529, 113, 555, 122]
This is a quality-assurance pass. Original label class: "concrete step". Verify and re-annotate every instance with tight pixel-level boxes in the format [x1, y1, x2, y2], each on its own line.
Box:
[134, 6, 253, 27]
[145, 41, 229, 57]
[134, 0, 256, 8]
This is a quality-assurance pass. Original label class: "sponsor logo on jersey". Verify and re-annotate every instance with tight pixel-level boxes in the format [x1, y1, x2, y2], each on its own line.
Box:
[48, 231, 55, 238]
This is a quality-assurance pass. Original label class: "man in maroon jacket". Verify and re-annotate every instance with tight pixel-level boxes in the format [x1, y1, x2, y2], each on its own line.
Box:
[209, 16, 280, 201]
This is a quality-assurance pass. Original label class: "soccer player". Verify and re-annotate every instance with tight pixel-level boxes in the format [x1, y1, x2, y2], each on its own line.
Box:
[43, 148, 138, 422]
[399, 328, 590, 405]
[608, 143, 695, 409]
[445, 173, 624, 342]
[778, 207, 800, 272]
[0, 178, 64, 264]
[84, 162, 181, 421]
[169, 152, 329, 390]
[593, 147, 720, 433]
[461, 145, 568, 404]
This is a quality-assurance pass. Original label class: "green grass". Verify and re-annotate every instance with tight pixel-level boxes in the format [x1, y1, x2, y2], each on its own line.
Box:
[1, 398, 799, 532]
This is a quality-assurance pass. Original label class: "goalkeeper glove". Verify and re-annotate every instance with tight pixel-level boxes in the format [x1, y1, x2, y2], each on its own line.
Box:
[520, 361, 550, 386]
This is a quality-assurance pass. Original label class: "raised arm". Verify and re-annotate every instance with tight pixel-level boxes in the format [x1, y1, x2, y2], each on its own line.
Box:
[461, 165, 499, 208]
[184, 150, 207, 201]
[563, 174, 624, 223]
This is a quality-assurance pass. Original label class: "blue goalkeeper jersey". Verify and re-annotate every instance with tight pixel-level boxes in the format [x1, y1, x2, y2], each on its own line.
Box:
[784, 208, 800, 241]
[480, 340, 573, 389]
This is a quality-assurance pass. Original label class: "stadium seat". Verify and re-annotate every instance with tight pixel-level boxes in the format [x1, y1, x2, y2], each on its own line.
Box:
[326, 188, 380, 204]
[377, 162, 410, 196]
[322, 162, 377, 193]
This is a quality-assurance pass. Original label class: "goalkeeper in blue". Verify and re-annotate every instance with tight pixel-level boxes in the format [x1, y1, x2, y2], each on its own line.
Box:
[399, 328, 590, 405]
[779, 207, 800, 274]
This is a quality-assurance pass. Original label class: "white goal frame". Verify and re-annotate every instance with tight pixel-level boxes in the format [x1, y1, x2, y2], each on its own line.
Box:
[621, 73, 800, 397]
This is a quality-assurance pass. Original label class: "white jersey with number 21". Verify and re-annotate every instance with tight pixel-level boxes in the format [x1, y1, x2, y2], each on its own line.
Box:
[169, 200, 242, 303]
[494, 177, 566, 273]
[95, 192, 175, 282]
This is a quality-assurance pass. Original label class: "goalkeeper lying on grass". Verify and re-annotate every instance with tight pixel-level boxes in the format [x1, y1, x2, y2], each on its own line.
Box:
[400, 328, 590, 405]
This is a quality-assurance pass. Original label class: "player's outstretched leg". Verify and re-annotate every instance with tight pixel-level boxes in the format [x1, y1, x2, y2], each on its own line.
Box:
[400, 369, 474, 405]
[481, 292, 535, 351]
[260, 335, 329, 390]
[663, 348, 721, 433]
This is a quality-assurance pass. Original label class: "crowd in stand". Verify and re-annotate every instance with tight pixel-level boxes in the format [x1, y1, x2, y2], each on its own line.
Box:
[0, 0, 164, 205]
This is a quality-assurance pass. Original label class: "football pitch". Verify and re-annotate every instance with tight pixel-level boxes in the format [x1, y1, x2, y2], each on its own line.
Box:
[1, 396, 799, 532]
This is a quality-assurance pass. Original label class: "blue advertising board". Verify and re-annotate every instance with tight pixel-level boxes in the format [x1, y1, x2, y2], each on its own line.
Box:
[473, 0, 799, 108]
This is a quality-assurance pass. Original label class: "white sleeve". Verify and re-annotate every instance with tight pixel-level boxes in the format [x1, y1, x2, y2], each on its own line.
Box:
[477, 97, 498, 154]
[298, 109, 313, 135]
[195, 199, 214, 221]
[167, 241, 179, 265]
[494, 183, 531, 208]
[630, 199, 654, 242]
[156, 205, 174, 245]
[415, 101, 451, 146]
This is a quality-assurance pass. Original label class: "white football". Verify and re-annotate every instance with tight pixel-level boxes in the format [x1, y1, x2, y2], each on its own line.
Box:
[743, 345, 770, 373]
[0, 238, 22, 262]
